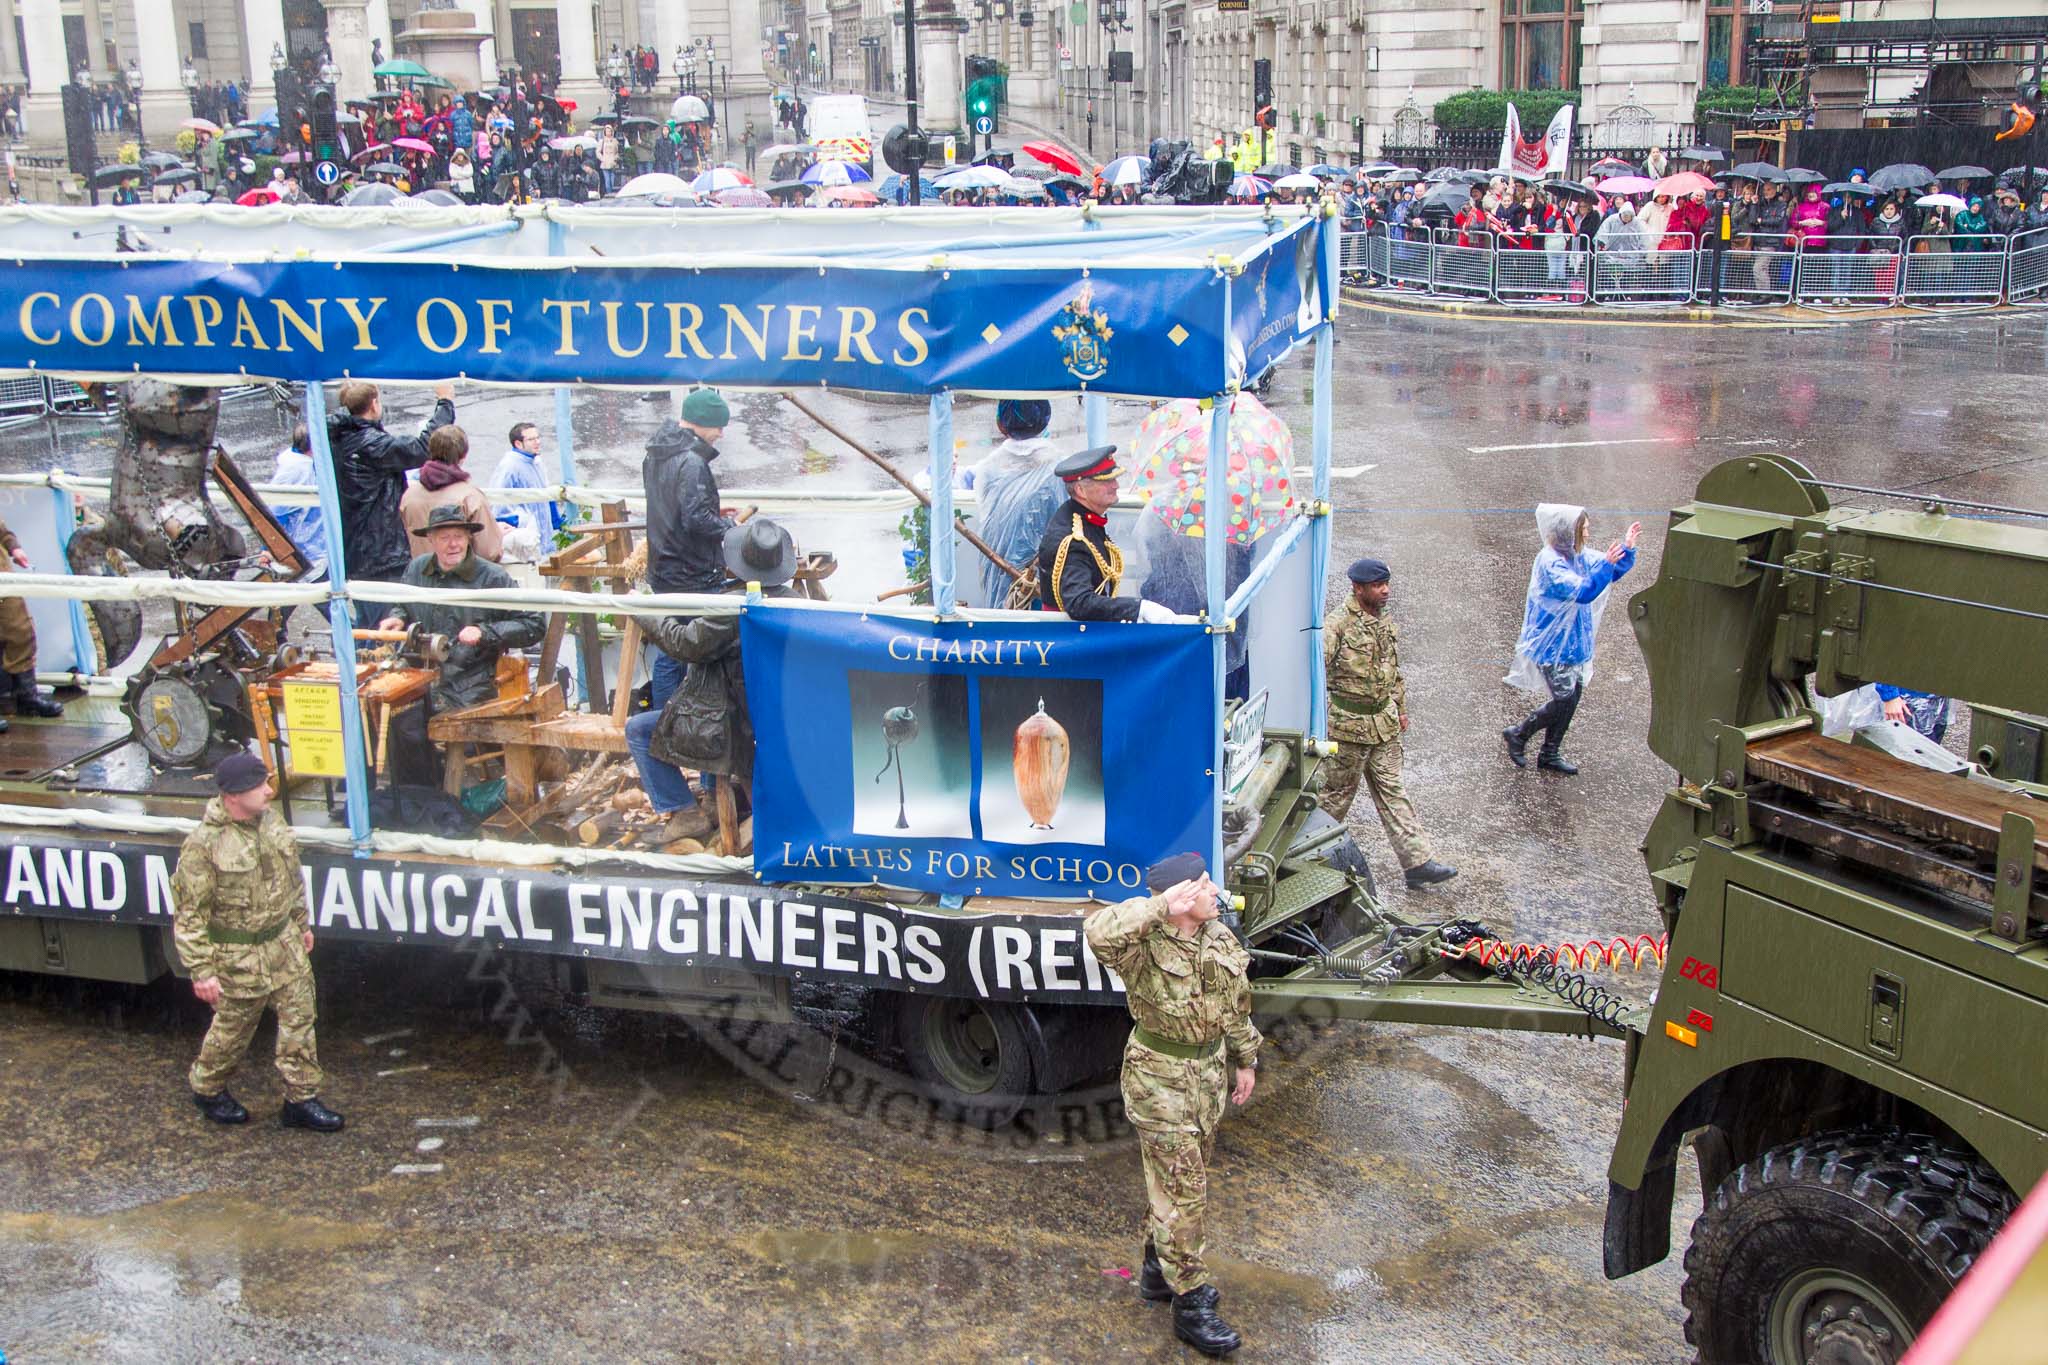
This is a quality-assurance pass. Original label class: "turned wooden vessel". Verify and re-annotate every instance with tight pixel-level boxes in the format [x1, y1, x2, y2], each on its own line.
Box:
[1012, 699, 1071, 830]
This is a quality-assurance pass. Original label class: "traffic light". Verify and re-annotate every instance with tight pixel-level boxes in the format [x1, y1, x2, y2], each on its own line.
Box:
[310, 86, 338, 161]
[60, 85, 96, 177]
[1255, 104, 1276, 131]
[881, 122, 929, 174]
[966, 76, 1000, 133]
[1253, 56, 1272, 111]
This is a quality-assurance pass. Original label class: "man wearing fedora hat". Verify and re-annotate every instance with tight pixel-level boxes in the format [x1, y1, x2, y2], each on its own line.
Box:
[378, 503, 546, 713]
[627, 519, 799, 846]
[1036, 446, 1179, 623]
[174, 750, 343, 1132]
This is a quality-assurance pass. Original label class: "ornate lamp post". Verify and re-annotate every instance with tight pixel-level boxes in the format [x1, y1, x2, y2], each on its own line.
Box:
[181, 58, 199, 116]
[125, 59, 144, 151]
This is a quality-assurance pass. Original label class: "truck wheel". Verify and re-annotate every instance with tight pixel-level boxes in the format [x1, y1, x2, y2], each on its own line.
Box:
[1681, 1128, 2014, 1365]
[897, 995, 1034, 1126]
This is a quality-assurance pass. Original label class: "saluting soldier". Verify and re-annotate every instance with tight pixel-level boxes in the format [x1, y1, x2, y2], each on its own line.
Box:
[0, 515, 67, 730]
[1085, 852, 1259, 1358]
[174, 750, 344, 1132]
[1036, 446, 1178, 623]
[1320, 557, 1457, 890]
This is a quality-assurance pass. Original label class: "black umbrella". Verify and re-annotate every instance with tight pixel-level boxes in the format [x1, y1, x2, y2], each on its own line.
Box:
[1588, 156, 1636, 176]
[141, 151, 186, 170]
[620, 116, 658, 130]
[1542, 179, 1594, 198]
[1380, 167, 1424, 184]
[1937, 164, 1992, 181]
[1677, 146, 1726, 163]
[92, 164, 144, 186]
[411, 188, 464, 207]
[1996, 166, 2048, 189]
[589, 112, 620, 124]
[1869, 163, 1936, 191]
[153, 167, 199, 186]
[1420, 182, 1473, 213]
[1823, 182, 1881, 197]
[1782, 168, 1826, 185]
[763, 179, 810, 198]
[1723, 161, 1786, 182]
[1042, 173, 1088, 190]
[341, 183, 407, 207]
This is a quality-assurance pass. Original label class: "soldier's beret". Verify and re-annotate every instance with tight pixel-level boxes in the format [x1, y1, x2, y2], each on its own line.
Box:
[1145, 851, 1209, 893]
[214, 750, 271, 795]
[1056, 446, 1121, 483]
[1347, 557, 1390, 585]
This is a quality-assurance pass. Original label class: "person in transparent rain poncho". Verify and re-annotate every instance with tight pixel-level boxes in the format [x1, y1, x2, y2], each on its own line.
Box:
[1502, 504, 1641, 775]
[968, 399, 1061, 607]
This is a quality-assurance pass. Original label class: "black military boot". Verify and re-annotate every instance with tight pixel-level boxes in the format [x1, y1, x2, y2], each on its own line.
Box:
[1138, 1240, 1173, 1303]
[1172, 1284, 1242, 1357]
[193, 1090, 249, 1124]
[1537, 745, 1579, 776]
[10, 672, 63, 718]
[281, 1096, 346, 1132]
[1404, 860, 1459, 888]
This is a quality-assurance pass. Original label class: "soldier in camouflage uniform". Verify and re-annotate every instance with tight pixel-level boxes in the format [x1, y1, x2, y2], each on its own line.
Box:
[173, 751, 344, 1132]
[1320, 557, 1457, 889]
[1085, 851, 1259, 1358]
[0, 515, 68, 731]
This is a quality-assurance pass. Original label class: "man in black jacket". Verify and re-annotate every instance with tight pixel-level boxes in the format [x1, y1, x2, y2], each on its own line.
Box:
[1036, 447, 1176, 624]
[642, 387, 732, 705]
[329, 378, 456, 627]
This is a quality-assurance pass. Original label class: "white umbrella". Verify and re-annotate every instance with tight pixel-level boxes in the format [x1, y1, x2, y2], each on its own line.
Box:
[1914, 192, 1968, 212]
[1273, 172, 1322, 191]
[1101, 154, 1148, 187]
[690, 166, 753, 194]
[670, 95, 710, 123]
[618, 171, 695, 198]
[933, 164, 1017, 192]
[550, 134, 596, 152]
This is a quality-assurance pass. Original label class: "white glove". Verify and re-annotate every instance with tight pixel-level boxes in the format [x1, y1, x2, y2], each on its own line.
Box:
[1137, 600, 1177, 624]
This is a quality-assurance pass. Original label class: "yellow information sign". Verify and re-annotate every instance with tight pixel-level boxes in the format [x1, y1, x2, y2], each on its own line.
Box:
[280, 681, 347, 777]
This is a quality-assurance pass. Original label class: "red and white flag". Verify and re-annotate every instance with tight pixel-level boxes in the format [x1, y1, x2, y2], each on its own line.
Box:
[1497, 104, 1575, 178]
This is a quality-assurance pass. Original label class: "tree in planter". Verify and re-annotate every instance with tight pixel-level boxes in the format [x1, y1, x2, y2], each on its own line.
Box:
[1432, 88, 1580, 134]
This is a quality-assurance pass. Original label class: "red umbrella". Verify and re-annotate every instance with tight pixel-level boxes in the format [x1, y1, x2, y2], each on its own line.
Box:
[235, 186, 281, 206]
[1021, 141, 1084, 177]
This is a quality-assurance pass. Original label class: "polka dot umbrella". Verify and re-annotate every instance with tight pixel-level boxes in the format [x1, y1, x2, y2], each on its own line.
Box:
[1126, 394, 1295, 546]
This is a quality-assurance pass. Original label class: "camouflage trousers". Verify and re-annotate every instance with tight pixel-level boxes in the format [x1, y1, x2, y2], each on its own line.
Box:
[1123, 1038, 1229, 1295]
[189, 968, 323, 1103]
[0, 593, 35, 675]
[1317, 736, 1431, 870]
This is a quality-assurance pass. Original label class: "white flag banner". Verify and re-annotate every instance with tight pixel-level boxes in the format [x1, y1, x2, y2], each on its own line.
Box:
[1496, 102, 1523, 173]
[1541, 104, 1576, 177]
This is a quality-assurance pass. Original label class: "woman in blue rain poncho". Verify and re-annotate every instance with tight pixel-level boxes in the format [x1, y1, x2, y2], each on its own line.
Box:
[1502, 503, 1641, 775]
[970, 399, 1061, 607]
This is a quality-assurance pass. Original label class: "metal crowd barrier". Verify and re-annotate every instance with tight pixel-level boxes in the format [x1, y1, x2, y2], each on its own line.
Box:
[2011, 227, 2048, 305]
[1900, 234, 2008, 309]
[1592, 233, 1699, 307]
[1337, 228, 2048, 310]
[1790, 235, 1903, 310]
[1494, 234, 1591, 306]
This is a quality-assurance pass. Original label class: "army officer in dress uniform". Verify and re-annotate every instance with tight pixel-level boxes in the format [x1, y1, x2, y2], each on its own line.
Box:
[1036, 447, 1178, 623]
[174, 750, 344, 1132]
[1319, 557, 1457, 890]
[1086, 851, 1259, 1357]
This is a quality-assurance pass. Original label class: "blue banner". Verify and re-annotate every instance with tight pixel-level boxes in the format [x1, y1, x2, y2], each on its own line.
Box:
[1, 256, 1231, 398]
[743, 608, 1217, 900]
[1232, 219, 1328, 386]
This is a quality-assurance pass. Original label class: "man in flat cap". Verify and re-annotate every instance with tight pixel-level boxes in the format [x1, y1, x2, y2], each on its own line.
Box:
[174, 750, 343, 1132]
[1086, 851, 1258, 1357]
[1036, 447, 1178, 622]
[1320, 558, 1457, 889]
[643, 387, 734, 705]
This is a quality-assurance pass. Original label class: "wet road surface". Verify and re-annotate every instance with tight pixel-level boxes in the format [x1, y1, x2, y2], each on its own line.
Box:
[4, 306, 2045, 1362]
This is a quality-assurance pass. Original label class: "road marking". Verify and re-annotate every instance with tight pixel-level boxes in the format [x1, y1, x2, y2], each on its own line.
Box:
[363, 1028, 414, 1046]
[376, 1064, 430, 1077]
[389, 1163, 445, 1176]
[416, 1136, 446, 1153]
[415, 1115, 481, 1129]
[1467, 437, 1677, 454]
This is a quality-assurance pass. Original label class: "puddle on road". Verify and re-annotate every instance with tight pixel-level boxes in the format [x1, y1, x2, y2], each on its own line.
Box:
[4, 1190, 376, 1261]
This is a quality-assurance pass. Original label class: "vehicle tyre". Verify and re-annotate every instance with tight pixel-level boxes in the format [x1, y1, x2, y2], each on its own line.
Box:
[896, 994, 1035, 1127]
[1681, 1127, 2014, 1365]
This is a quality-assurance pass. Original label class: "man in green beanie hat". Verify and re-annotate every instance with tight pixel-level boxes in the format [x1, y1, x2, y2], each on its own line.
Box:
[643, 386, 733, 706]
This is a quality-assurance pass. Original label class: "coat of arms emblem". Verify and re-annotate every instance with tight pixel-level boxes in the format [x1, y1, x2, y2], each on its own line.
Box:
[1051, 281, 1113, 381]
